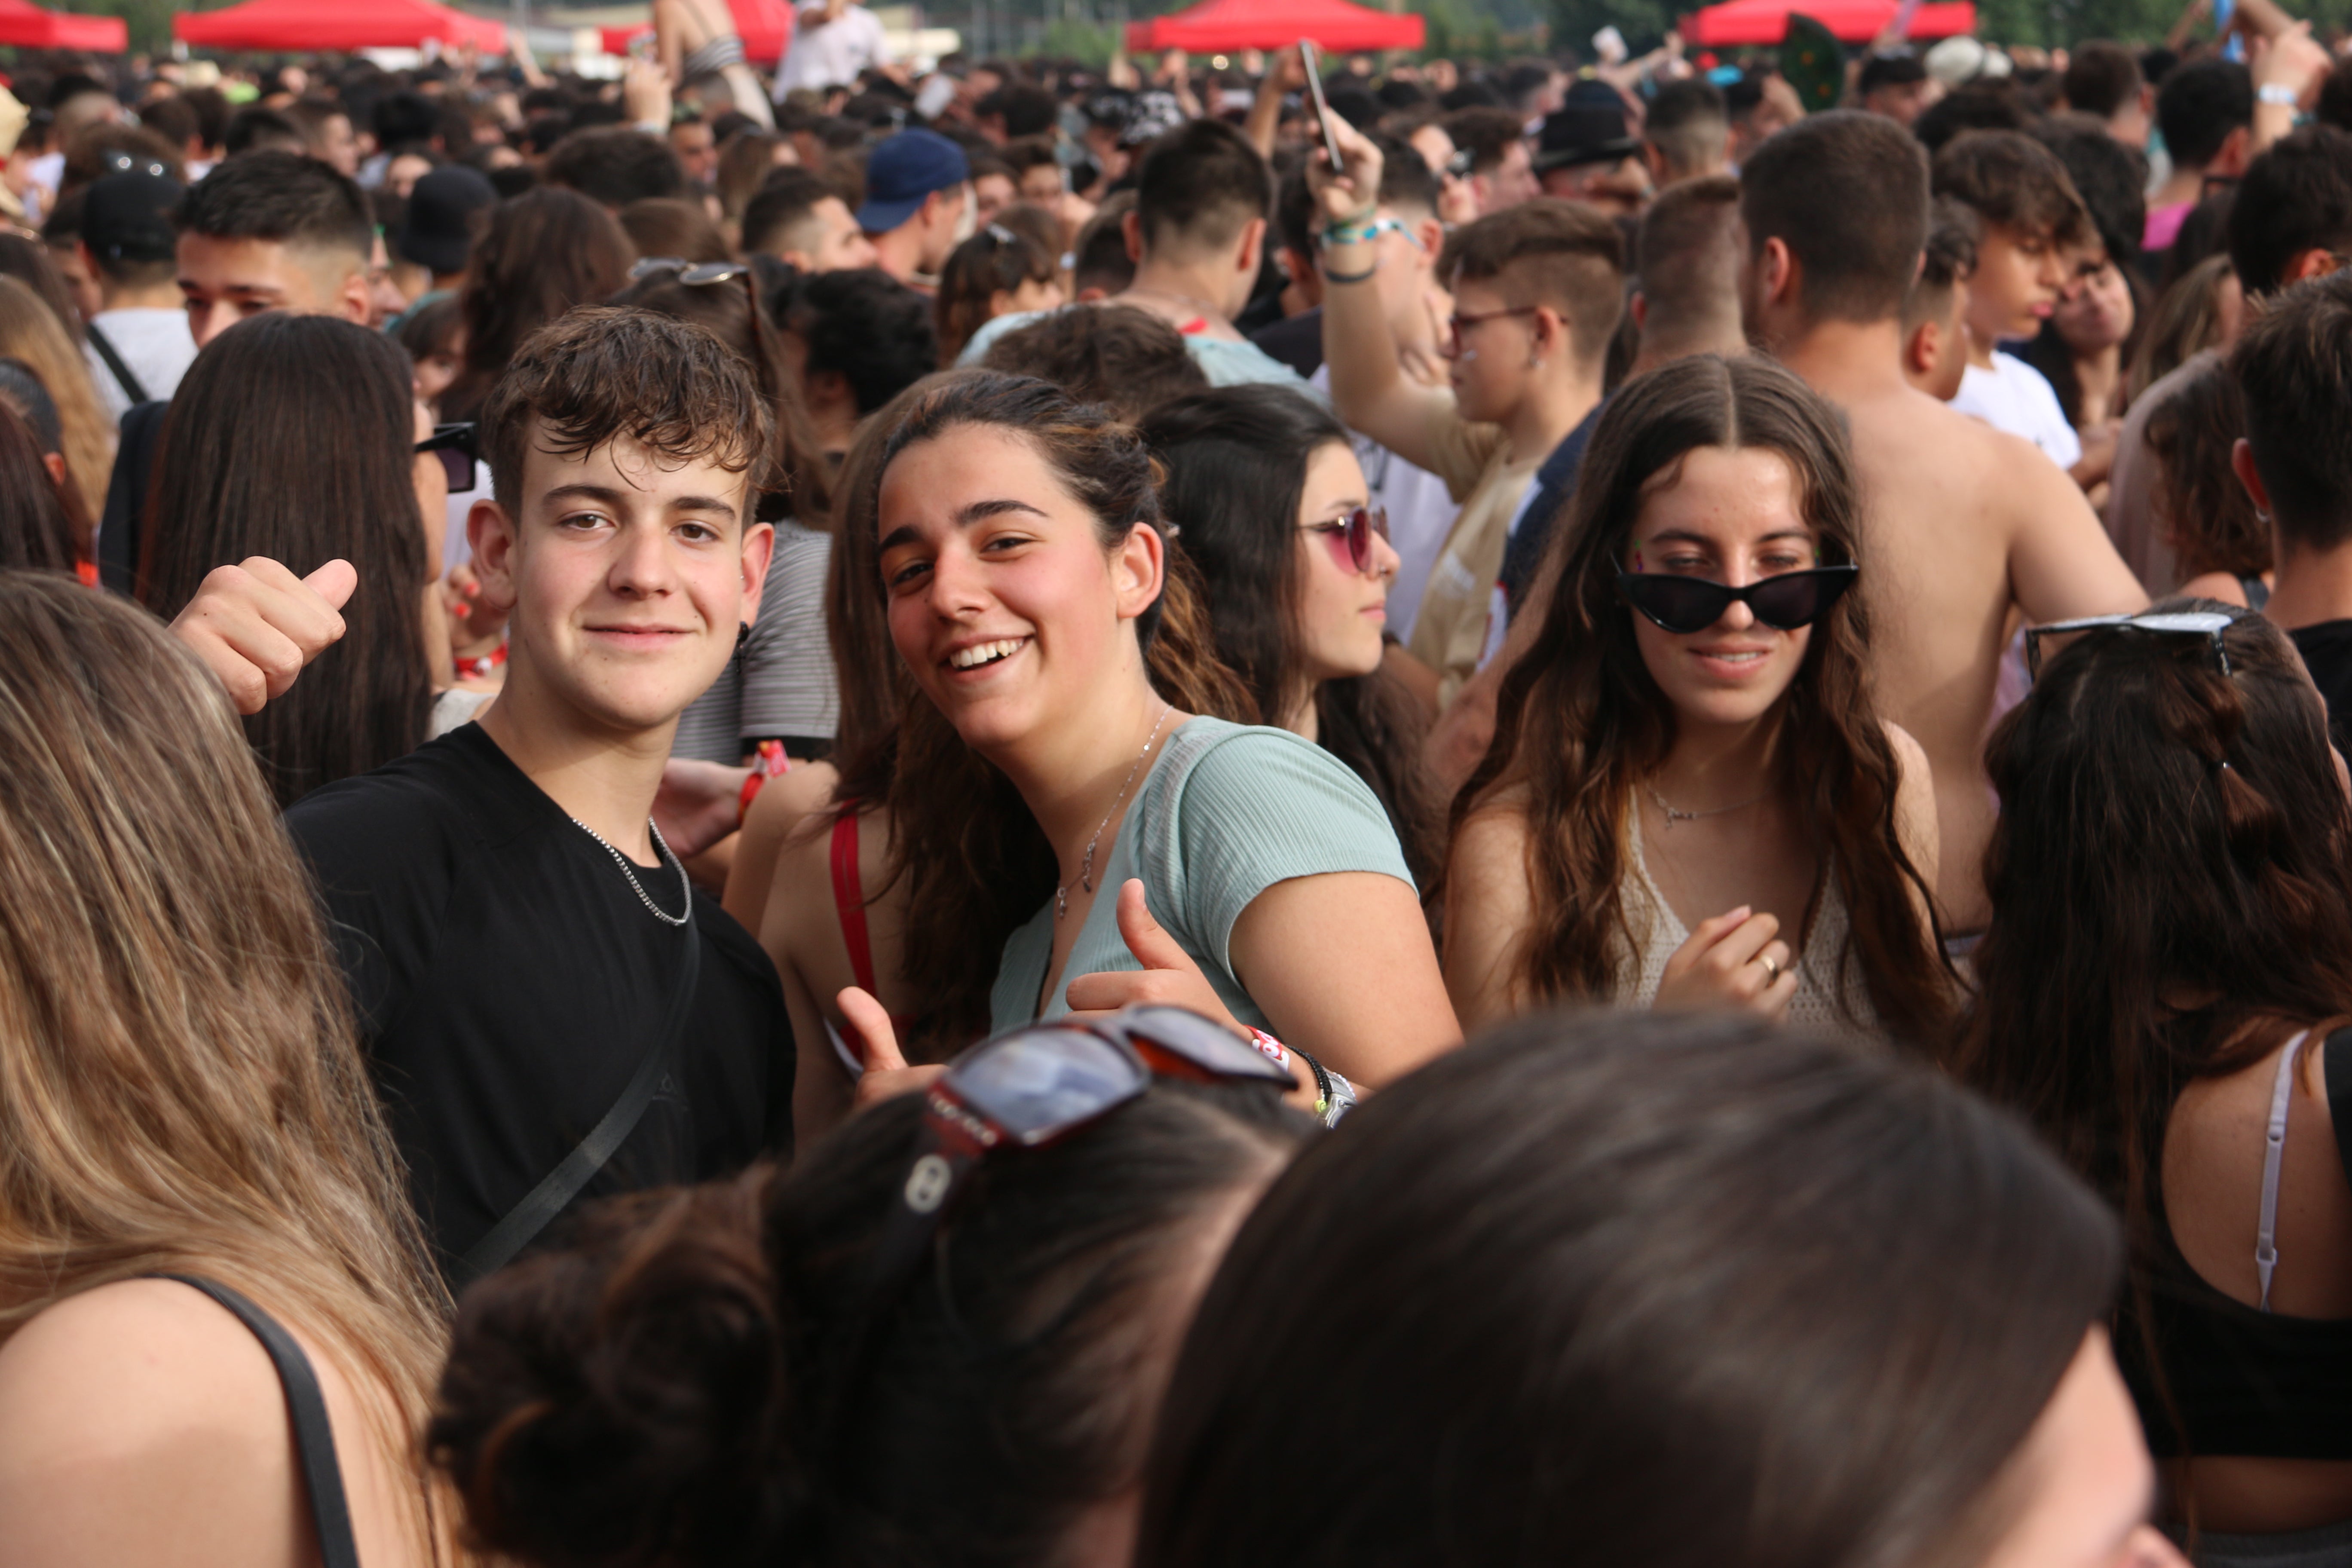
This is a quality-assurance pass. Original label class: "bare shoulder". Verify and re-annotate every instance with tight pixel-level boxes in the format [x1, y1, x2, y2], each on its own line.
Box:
[1880, 719, 1931, 780]
[0, 1279, 304, 1566]
[1450, 798, 1532, 879]
[0, 1278, 282, 1441]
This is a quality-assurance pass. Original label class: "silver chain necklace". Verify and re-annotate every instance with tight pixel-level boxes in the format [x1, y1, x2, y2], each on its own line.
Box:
[1643, 781, 1770, 829]
[570, 816, 691, 926]
[1057, 704, 1174, 920]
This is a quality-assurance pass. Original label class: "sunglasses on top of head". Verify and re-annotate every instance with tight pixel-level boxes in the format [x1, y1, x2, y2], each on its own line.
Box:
[628, 256, 750, 286]
[1305, 505, 1390, 575]
[1615, 563, 1859, 635]
[864, 1004, 1292, 1292]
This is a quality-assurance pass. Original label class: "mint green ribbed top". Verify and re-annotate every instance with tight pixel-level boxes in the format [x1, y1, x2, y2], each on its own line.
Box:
[990, 717, 1414, 1031]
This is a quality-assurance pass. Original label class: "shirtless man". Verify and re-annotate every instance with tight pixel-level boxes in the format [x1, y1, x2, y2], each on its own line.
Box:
[1736, 112, 2145, 930]
[1431, 112, 2144, 933]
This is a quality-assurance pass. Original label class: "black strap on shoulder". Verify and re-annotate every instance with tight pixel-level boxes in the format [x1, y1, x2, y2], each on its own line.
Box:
[84, 321, 148, 407]
[450, 901, 701, 1292]
[152, 1274, 361, 1568]
[2323, 1027, 2352, 1199]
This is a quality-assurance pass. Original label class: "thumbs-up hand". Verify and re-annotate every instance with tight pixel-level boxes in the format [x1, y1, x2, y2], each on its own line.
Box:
[1062, 879, 1246, 1035]
[170, 555, 355, 715]
[841, 986, 944, 1111]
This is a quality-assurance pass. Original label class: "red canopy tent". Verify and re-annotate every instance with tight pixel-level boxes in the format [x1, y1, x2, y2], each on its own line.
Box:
[1681, 0, 1974, 44]
[175, 0, 508, 52]
[0, 0, 126, 50]
[599, 0, 795, 64]
[1126, 0, 1422, 55]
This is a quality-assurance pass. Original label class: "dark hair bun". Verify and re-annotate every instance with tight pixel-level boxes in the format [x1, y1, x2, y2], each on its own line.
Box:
[430, 1169, 793, 1568]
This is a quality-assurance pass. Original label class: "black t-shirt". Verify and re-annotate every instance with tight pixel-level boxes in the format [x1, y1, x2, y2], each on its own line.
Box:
[285, 722, 793, 1268]
[2292, 620, 2352, 753]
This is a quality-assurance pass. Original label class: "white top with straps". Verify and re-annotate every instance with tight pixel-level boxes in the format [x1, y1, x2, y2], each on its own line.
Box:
[2257, 1029, 2314, 1313]
[1615, 807, 1879, 1030]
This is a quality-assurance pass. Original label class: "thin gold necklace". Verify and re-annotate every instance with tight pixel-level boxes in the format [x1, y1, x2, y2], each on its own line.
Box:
[1057, 704, 1174, 919]
[1643, 781, 1770, 829]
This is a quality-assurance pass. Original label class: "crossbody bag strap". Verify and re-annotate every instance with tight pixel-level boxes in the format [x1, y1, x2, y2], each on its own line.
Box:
[450, 903, 701, 1291]
[151, 1274, 362, 1568]
[84, 321, 149, 407]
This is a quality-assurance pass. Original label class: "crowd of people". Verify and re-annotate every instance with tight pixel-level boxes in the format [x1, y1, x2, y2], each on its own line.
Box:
[5, 8, 2352, 1565]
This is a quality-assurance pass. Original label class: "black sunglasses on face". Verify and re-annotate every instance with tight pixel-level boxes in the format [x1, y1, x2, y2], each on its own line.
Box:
[1615, 564, 1859, 635]
[415, 421, 478, 493]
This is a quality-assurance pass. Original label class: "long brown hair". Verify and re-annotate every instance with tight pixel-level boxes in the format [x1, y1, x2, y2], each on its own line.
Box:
[137, 313, 434, 809]
[0, 273, 113, 525]
[444, 188, 632, 423]
[0, 574, 451, 1550]
[1953, 603, 2352, 1220]
[829, 369, 991, 810]
[873, 373, 1253, 1054]
[1454, 355, 1951, 1040]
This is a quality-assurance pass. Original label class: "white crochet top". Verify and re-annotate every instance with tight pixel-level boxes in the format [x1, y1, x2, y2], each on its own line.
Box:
[1614, 806, 1878, 1031]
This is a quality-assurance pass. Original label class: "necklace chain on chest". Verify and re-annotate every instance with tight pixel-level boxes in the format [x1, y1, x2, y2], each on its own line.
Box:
[1057, 704, 1174, 920]
[1643, 781, 1770, 827]
[570, 816, 691, 926]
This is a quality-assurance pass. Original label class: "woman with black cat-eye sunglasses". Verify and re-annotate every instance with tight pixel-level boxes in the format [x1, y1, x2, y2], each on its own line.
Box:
[1442, 354, 1955, 1044]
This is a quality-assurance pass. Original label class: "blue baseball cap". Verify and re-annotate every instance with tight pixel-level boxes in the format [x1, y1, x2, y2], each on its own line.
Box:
[855, 129, 971, 235]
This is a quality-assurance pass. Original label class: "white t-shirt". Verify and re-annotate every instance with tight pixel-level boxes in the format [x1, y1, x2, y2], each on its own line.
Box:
[1950, 351, 2081, 470]
[775, 4, 889, 95]
[83, 307, 198, 420]
[1312, 361, 1458, 643]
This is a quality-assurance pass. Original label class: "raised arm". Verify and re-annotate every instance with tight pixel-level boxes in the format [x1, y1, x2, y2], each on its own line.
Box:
[2002, 434, 2151, 625]
[1243, 46, 1307, 160]
[1312, 114, 1457, 472]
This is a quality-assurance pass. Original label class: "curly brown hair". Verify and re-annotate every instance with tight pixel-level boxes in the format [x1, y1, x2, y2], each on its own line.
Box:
[481, 306, 775, 515]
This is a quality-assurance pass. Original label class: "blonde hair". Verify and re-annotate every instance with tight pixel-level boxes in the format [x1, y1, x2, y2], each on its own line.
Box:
[0, 575, 452, 1552]
[0, 275, 115, 526]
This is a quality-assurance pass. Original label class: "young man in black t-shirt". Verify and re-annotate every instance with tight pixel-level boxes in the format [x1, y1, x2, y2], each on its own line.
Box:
[286, 306, 790, 1277]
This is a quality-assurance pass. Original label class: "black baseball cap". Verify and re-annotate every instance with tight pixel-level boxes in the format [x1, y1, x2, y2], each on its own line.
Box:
[393, 164, 498, 277]
[83, 170, 184, 265]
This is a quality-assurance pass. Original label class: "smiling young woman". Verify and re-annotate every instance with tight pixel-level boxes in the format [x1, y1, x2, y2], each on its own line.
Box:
[858, 373, 1460, 1090]
[1442, 353, 1955, 1041]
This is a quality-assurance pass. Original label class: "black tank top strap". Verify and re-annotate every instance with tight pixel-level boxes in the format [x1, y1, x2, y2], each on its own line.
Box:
[151, 1274, 363, 1568]
[2240, 574, 2272, 612]
[2324, 1026, 2352, 1198]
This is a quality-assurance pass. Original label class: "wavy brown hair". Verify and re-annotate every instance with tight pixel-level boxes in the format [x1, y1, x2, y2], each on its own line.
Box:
[1950, 603, 2352, 1460]
[0, 574, 453, 1555]
[1952, 602, 2352, 1223]
[871, 373, 1254, 1055]
[1452, 355, 1951, 1041]
[444, 188, 633, 423]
